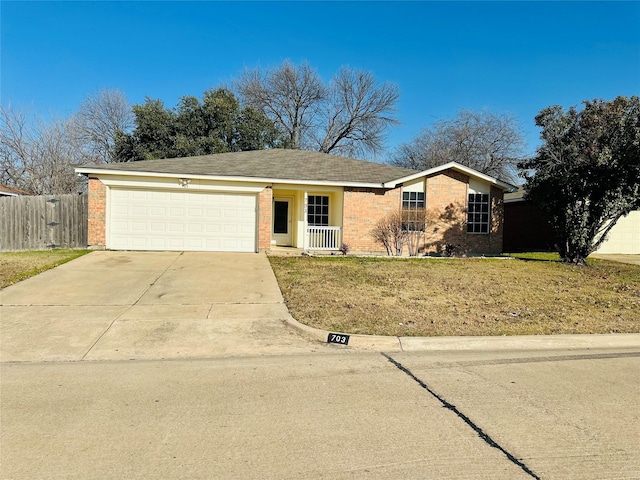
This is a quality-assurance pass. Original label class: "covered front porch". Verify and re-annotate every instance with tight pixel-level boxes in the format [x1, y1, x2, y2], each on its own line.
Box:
[271, 186, 343, 251]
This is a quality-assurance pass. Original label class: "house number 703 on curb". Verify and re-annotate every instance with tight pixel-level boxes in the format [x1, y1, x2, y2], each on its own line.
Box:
[327, 333, 350, 345]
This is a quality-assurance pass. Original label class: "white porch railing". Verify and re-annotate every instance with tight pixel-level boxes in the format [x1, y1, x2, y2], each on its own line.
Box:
[307, 226, 342, 250]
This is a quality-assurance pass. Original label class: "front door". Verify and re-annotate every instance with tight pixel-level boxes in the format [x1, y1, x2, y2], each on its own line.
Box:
[272, 198, 292, 246]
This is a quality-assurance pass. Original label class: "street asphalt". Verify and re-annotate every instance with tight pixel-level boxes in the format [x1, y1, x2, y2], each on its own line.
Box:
[1, 251, 639, 479]
[2, 349, 638, 479]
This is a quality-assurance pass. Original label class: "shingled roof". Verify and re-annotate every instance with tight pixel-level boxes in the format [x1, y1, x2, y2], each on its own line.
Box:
[77, 149, 418, 186]
[0, 184, 31, 196]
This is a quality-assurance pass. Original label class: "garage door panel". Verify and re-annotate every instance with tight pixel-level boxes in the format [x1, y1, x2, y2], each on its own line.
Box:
[151, 237, 170, 250]
[131, 206, 148, 216]
[206, 209, 222, 219]
[150, 206, 166, 216]
[150, 223, 167, 232]
[131, 191, 149, 200]
[109, 188, 257, 252]
[132, 238, 149, 248]
[186, 238, 206, 248]
[240, 209, 255, 220]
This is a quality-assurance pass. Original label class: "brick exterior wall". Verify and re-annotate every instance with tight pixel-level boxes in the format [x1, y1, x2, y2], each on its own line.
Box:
[342, 187, 401, 253]
[341, 169, 505, 255]
[87, 177, 106, 248]
[257, 186, 273, 251]
[422, 170, 470, 253]
[420, 171, 504, 255]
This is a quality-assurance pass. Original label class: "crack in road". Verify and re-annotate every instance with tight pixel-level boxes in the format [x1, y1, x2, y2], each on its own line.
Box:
[382, 352, 541, 480]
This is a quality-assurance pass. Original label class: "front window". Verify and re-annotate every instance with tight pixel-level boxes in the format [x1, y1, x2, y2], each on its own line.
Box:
[467, 193, 490, 233]
[402, 192, 425, 232]
[308, 195, 329, 226]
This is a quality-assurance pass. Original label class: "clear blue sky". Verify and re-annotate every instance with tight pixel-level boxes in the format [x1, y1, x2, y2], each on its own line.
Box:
[2, 1, 639, 161]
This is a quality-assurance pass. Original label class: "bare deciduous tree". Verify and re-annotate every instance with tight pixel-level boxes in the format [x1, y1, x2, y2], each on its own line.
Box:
[70, 88, 133, 164]
[392, 110, 526, 183]
[370, 210, 407, 256]
[236, 60, 399, 157]
[0, 105, 83, 194]
[236, 60, 324, 150]
[0, 106, 31, 188]
[317, 67, 399, 157]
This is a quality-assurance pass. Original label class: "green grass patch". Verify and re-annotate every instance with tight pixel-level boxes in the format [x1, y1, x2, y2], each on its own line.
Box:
[0, 249, 91, 289]
[503, 252, 561, 262]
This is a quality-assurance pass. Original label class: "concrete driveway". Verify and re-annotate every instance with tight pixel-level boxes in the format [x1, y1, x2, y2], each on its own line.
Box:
[589, 253, 640, 265]
[1, 251, 320, 362]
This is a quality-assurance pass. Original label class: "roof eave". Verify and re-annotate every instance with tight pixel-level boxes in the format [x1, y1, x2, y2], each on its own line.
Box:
[74, 167, 387, 189]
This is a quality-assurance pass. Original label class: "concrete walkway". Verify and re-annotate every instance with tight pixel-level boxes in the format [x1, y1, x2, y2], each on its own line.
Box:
[1, 251, 321, 362]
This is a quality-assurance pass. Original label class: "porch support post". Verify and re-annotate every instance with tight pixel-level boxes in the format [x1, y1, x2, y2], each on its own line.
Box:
[303, 190, 309, 251]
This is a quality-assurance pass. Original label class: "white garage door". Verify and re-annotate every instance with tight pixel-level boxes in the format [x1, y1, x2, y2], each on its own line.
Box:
[595, 210, 640, 254]
[109, 188, 257, 252]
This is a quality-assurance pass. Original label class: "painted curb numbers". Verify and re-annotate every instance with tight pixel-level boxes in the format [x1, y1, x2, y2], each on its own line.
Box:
[327, 333, 350, 345]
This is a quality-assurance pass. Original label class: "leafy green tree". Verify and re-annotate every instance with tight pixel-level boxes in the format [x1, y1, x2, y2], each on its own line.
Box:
[128, 98, 175, 160]
[115, 88, 283, 161]
[520, 96, 640, 265]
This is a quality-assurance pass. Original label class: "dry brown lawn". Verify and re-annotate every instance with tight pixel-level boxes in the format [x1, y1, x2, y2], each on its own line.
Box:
[0, 249, 91, 289]
[269, 255, 640, 336]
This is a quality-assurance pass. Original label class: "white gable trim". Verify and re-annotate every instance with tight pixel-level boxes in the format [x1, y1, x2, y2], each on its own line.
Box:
[383, 162, 516, 191]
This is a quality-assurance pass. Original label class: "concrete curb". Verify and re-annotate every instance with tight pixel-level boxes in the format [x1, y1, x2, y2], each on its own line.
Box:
[399, 333, 640, 351]
[283, 315, 402, 351]
[283, 314, 640, 352]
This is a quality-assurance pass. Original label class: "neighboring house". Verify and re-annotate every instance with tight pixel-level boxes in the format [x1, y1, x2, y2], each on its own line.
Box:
[503, 188, 556, 252]
[593, 210, 640, 254]
[75, 149, 515, 255]
[504, 188, 640, 254]
[0, 185, 30, 197]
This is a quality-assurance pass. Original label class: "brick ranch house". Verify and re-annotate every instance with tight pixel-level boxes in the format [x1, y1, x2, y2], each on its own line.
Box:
[75, 149, 515, 255]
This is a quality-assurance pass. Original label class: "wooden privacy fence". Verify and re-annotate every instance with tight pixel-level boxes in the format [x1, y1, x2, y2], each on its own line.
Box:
[0, 194, 88, 251]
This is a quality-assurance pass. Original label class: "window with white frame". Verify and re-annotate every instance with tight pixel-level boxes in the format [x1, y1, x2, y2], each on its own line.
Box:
[467, 193, 490, 233]
[402, 191, 426, 231]
[307, 195, 329, 226]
